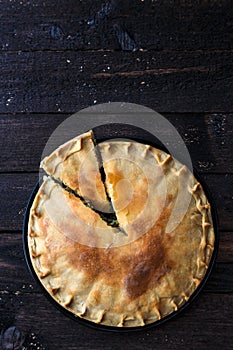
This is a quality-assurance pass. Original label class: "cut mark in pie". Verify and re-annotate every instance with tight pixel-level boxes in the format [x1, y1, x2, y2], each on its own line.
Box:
[98, 141, 169, 241]
[29, 176, 125, 249]
[41, 130, 111, 213]
[40, 130, 120, 228]
[50, 175, 119, 228]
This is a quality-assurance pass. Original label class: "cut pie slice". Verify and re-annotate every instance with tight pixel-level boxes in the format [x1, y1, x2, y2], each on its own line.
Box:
[40, 130, 111, 213]
[99, 141, 174, 240]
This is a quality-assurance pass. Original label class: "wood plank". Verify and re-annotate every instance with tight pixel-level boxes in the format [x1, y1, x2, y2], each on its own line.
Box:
[0, 114, 67, 172]
[0, 0, 233, 51]
[1, 51, 233, 113]
[1, 113, 233, 173]
[0, 292, 232, 350]
[0, 173, 232, 232]
[0, 228, 232, 293]
[204, 262, 233, 293]
[0, 233, 37, 293]
[201, 173, 233, 232]
[0, 173, 38, 232]
[202, 174, 233, 231]
[218, 231, 233, 262]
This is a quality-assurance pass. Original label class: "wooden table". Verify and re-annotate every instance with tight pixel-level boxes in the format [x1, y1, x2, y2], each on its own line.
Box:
[0, 1, 233, 349]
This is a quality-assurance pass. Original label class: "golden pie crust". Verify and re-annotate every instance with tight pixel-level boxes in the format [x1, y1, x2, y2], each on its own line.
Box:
[28, 131, 215, 327]
[40, 130, 110, 213]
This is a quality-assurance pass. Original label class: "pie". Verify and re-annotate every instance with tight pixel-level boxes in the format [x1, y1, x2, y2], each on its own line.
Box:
[28, 130, 215, 327]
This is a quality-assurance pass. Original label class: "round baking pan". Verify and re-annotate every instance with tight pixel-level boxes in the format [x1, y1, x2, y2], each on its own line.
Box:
[22, 123, 219, 332]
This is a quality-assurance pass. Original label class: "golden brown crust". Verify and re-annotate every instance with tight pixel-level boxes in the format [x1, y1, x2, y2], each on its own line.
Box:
[40, 130, 110, 213]
[28, 136, 215, 327]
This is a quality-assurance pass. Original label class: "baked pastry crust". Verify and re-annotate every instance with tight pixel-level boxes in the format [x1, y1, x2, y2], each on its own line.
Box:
[40, 130, 110, 213]
[28, 133, 215, 327]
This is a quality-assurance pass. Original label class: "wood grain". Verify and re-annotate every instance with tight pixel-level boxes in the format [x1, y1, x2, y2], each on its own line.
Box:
[0, 292, 232, 350]
[1, 0, 232, 347]
[1, 0, 233, 51]
[1, 113, 233, 174]
[218, 231, 233, 262]
[0, 173, 38, 232]
[1, 51, 233, 113]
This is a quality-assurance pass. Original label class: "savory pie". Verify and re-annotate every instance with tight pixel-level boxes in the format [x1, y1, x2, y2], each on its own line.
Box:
[40, 130, 111, 213]
[28, 130, 215, 327]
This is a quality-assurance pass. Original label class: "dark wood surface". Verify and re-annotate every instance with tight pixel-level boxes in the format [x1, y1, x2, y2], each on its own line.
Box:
[0, 1, 232, 349]
[1, 51, 233, 113]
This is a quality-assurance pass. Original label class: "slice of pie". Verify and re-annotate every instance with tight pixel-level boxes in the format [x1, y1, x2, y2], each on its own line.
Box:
[28, 131, 215, 327]
[99, 141, 169, 242]
[40, 130, 110, 213]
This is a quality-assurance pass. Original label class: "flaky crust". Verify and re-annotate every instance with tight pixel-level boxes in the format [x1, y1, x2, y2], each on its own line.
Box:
[40, 130, 110, 213]
[28, 136, 215, 327]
